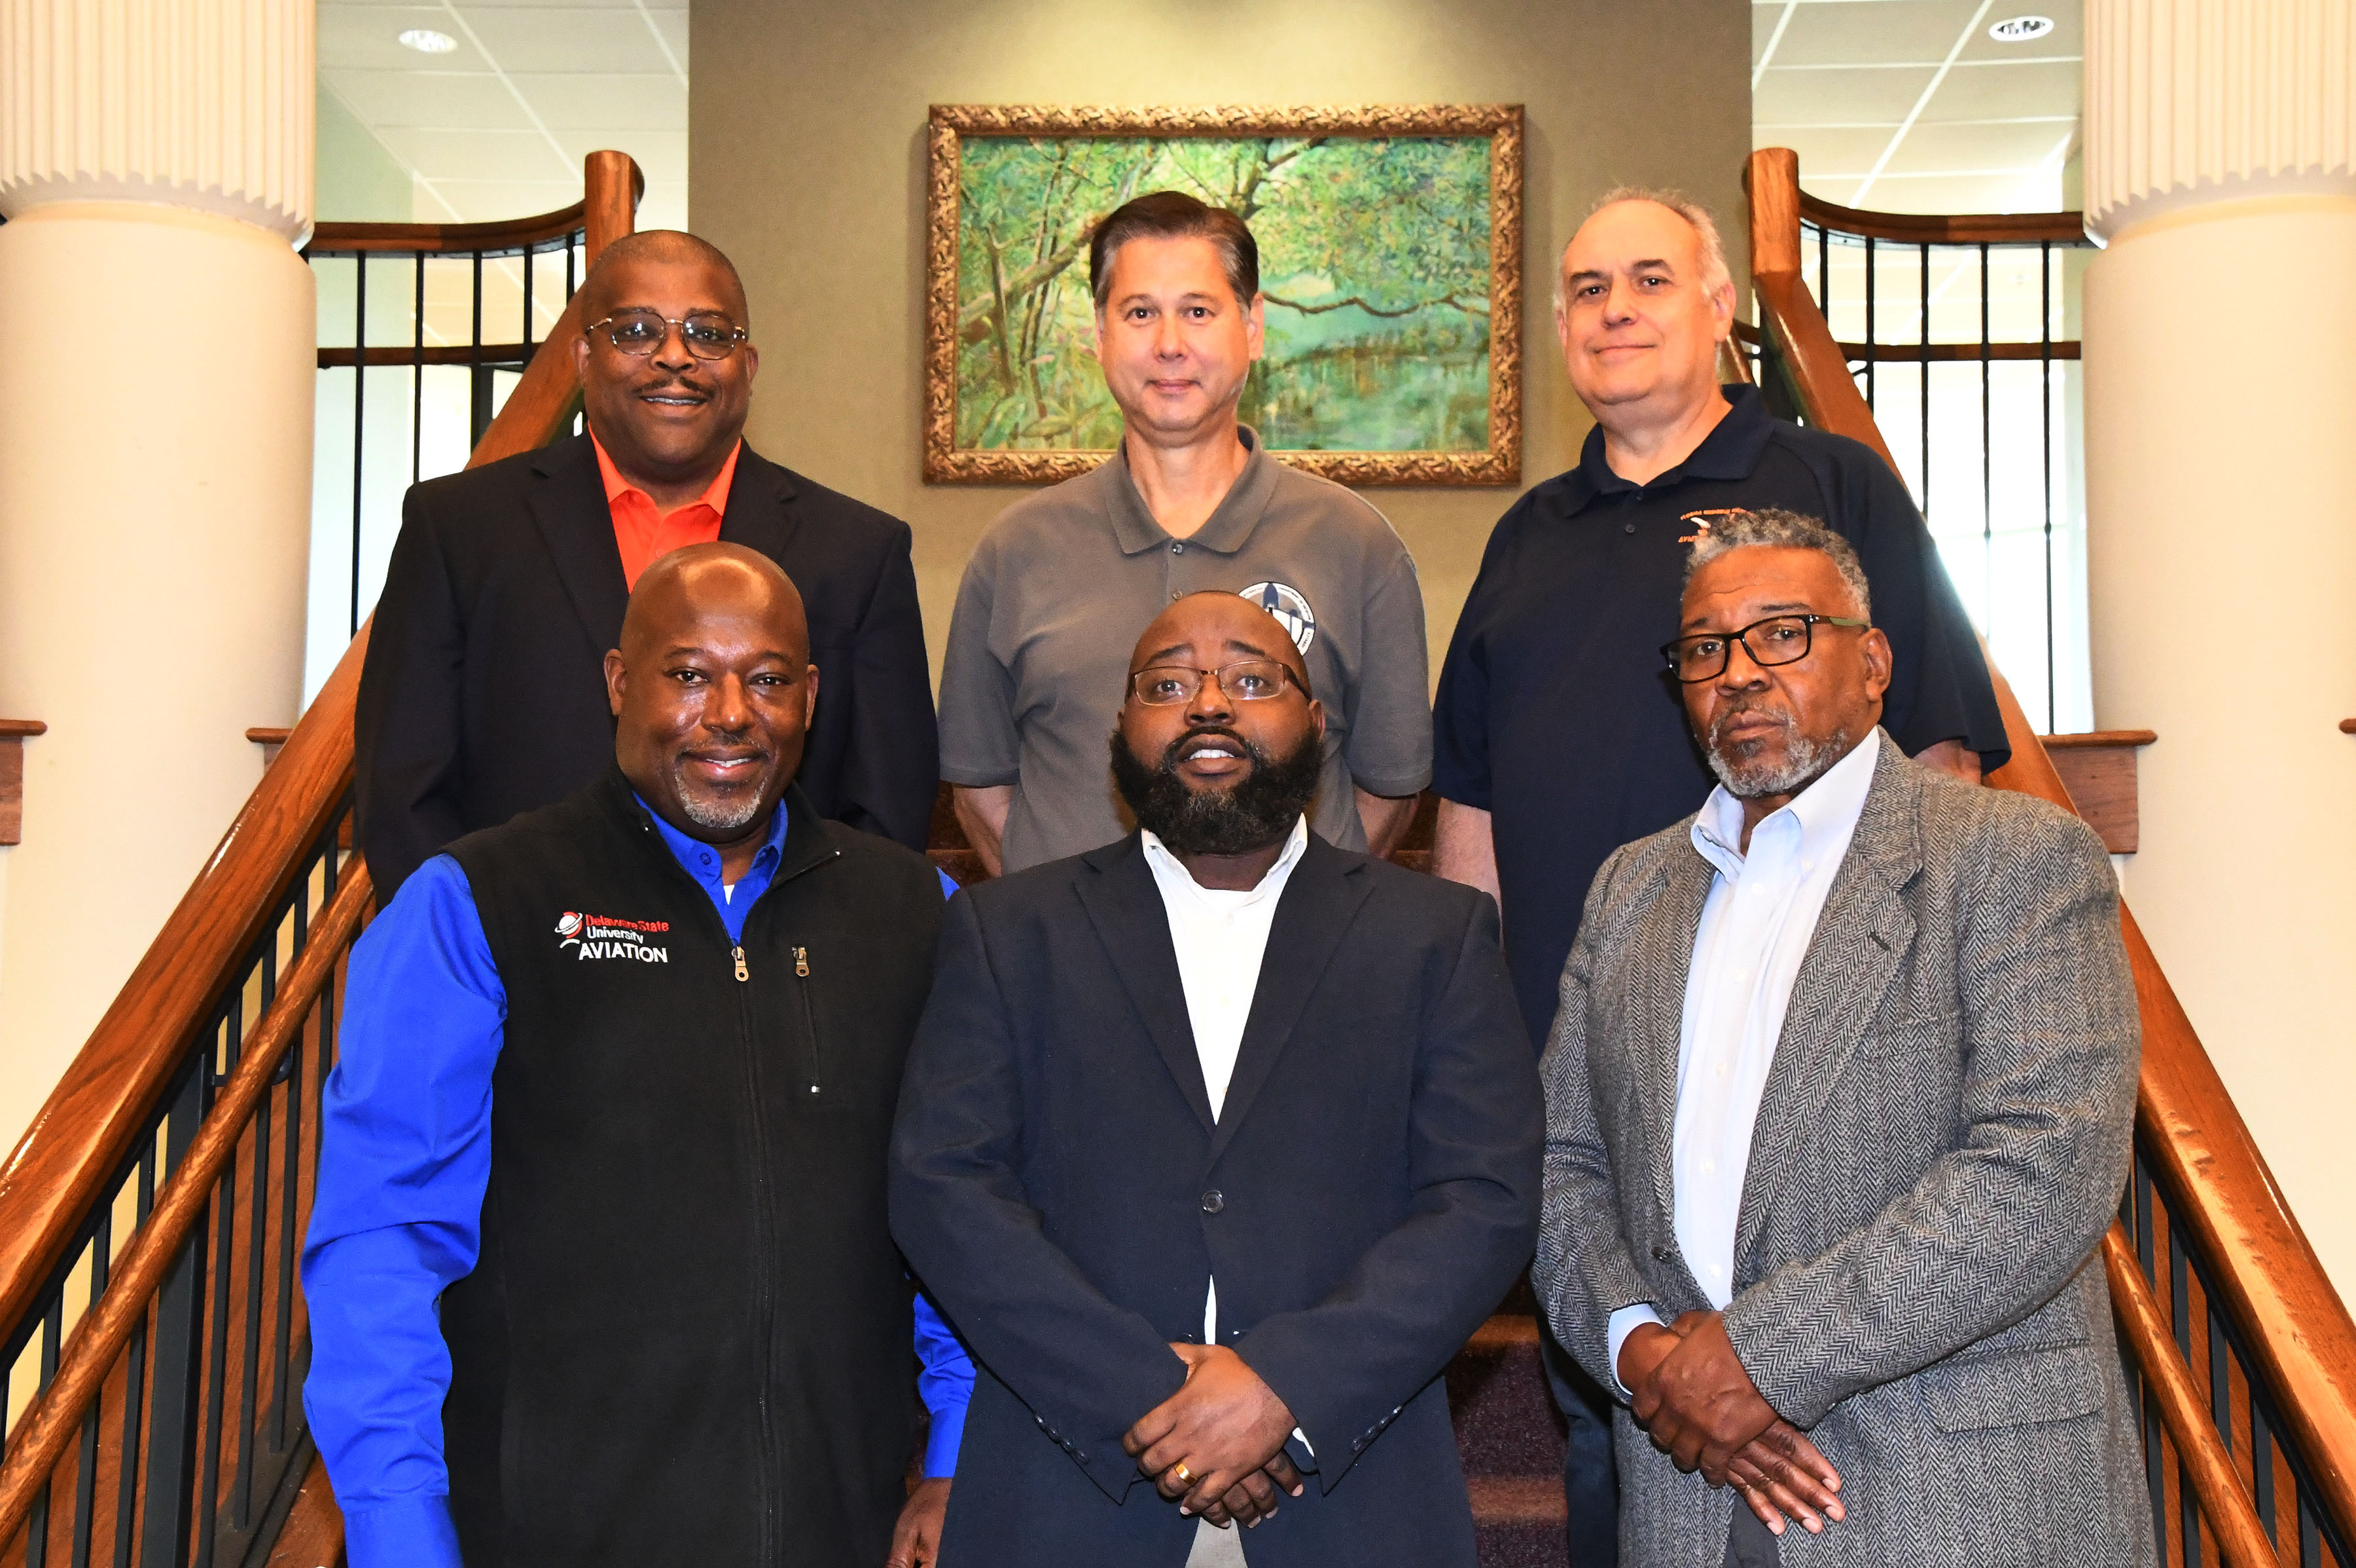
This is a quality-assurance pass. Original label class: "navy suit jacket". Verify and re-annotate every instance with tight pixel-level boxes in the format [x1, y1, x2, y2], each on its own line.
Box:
[889, 832, 1542, 1568]
[355, 433, 937, 899]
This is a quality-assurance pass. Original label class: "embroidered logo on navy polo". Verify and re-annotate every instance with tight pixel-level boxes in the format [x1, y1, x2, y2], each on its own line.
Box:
[1238, 581, 1316, 654]
[554, 910, 672, 963]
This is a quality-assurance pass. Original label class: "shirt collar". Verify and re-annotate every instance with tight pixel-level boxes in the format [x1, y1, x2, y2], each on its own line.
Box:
[1105, 425, 1278, 556]
[592, 432, 744, 519]
[635, 789, 790, 887]
[1690, 726, 1882, 878]
[1140, 814, 1310, 906]
[1554, 383, 1774, 516]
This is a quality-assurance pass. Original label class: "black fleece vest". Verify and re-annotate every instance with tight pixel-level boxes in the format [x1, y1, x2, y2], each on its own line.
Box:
[438, 770, 944, 1568]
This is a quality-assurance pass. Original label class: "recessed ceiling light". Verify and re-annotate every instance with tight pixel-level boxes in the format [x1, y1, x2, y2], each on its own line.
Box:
[1988, 15, 2056, 43]
[397, 27, 457, 53]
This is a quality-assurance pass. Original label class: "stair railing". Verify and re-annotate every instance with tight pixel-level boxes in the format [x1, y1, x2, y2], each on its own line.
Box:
[0, 150, 643, 1568]
[1751, 145, 2356, 1568]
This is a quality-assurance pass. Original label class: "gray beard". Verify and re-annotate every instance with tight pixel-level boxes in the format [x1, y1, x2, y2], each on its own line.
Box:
[673, 770, 767, 835]
[1704, 706, 1853, 798]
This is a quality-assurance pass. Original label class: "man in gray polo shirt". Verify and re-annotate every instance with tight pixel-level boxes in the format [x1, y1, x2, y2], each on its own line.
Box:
[941, 190, 1431, 875]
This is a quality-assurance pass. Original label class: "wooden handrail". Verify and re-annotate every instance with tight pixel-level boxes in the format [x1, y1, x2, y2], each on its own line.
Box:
[1748, 145, 2356, 1548]
[0, 865, 373, 1552]
[0, 150, 641, 1436]
[303, 152, 643, 258]
[1789, 183, 2088, 247]
[2103, 1225, 2286, 1567]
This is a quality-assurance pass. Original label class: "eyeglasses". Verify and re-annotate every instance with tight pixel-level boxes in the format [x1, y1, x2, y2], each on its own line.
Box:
[1660, 614, 1870, 683]
[586, 310, 748, 361]
[1127, 660, 1303, 707]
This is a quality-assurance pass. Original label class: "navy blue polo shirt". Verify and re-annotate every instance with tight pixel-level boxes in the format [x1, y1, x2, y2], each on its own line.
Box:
[1432, 384, 2007, 1049]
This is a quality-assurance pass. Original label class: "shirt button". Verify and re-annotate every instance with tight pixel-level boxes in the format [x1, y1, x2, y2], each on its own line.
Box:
[1624, 522, 1637, 534]
[1171, 541, 1186, 554]
[700, 852, 713, 864]
[1201, 1190, 1225, 1215]
[1170, 591, 1182, 601]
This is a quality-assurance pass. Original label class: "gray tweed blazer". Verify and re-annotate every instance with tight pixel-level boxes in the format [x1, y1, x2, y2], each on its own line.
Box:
[1533, 732, 2154, 1567]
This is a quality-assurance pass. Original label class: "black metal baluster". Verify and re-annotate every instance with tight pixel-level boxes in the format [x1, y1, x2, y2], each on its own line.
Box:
[2135, 1162, 2157, 1283]
[410, 253, 426, 488]
[1816, 223, 1829, 323]
[523, 245, 536, 361]
[1918, 244, 1931, 518]
[109, 1150, 152, 1568]
[2143, 1378, 2168, 1563]
[139, 1065, 207, 1568]
[471, 252, 488, 448]
[25, 1296, 63, 1568]
[2040, 240, 2056, 731]
[1863, 235, 1876, 411]
[349, 257, 368, 639]
[270, 1021, 304, 1453]
[66, 1203, 113, 1568]
[232, 1092, 270, 1531]
[192, 1150, 238, 1568]
[2253, 1390, 2277, 1546]
[2299, 1493, 2319, 1567]
[2181, 1452, 2204, 1567]
[1978, 242, 1992, 629]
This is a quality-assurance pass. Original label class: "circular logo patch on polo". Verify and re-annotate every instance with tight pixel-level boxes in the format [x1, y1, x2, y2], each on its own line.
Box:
[555, 912, 584, 938]
[1238, 581, 1317, 654]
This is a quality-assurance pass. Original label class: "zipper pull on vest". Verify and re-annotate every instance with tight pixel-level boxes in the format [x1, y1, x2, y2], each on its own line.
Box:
[732, 944, 749, 982]
[794, 946, 810, 978]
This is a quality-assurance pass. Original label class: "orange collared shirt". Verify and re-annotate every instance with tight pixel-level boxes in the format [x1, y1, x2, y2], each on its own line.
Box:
[592, 434, 743, 588]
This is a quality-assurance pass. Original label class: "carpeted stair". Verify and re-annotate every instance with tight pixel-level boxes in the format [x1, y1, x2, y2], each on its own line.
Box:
[1449, 1279, 1571, 1566]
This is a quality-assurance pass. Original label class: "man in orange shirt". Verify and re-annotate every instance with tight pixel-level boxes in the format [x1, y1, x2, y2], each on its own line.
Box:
[357, 231, 938, 898]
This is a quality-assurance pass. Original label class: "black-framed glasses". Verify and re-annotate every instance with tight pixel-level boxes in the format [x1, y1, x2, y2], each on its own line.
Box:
[586, 310, 748, 360]
[1127, 660, 1303, 707]
[1660, 614, 1870, 683]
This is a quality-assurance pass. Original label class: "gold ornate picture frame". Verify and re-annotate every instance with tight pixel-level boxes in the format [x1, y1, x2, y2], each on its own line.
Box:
[923, 103, 1524, 486]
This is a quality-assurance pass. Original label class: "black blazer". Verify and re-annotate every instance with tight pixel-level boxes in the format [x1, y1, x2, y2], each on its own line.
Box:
[355, 433, 937, 898]
[889, 834, 1542, 1568]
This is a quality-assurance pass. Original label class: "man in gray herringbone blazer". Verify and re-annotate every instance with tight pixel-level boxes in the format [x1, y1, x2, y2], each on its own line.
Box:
[1533, 508, 2152, 1567]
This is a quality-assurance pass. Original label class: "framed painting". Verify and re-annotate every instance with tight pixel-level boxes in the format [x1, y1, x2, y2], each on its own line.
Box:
[923, 103, 1524, 486]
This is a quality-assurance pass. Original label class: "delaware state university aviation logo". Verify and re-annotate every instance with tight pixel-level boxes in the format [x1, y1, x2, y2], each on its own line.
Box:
[1237, 582, 1316, 655]
[555, 910, 672, 963]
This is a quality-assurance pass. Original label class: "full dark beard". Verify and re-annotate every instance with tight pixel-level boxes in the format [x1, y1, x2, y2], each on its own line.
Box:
[1109, 724, 1323, 857]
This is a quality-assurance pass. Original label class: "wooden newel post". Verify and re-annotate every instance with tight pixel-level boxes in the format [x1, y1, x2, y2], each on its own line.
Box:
[582, 149, 645, 269]
[1747, 148, 1803, 279]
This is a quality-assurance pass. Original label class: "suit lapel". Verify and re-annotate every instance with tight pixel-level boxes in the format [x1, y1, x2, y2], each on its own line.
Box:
[529, 436, 631, 658]
[1732, 736, 1921, 1272]
[717, 443, 804, 565]
[1205, 839, 1374, 1166]
[1634, 847, 1715, 1229]
[1073, 837, 1217, 1133]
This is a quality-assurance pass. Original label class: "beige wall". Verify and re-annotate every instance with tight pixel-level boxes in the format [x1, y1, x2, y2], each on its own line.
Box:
[688, 0, 1753, 683]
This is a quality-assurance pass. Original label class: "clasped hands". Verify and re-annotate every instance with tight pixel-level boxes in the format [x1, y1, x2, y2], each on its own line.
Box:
[1618, 1311, 1846, 1537]
[1120, 1343, 1306, 1530]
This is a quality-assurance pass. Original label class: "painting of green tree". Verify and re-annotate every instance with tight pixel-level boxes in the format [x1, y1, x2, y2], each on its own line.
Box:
[954, 135, 1493, 454]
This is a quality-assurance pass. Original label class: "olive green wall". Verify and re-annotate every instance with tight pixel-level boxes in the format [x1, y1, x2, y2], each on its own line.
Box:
[688, 0, 1753, 684]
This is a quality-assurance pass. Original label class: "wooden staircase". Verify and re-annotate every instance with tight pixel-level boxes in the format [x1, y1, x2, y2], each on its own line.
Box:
[1, 148, 2353, 1568]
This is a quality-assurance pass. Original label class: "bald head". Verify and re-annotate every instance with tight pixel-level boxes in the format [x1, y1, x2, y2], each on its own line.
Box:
[581, 230, 749, 328]
[605, 543, 816, 855]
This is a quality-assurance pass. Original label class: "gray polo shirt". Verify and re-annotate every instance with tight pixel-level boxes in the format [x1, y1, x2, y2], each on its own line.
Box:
[939, 429, 1432, 873]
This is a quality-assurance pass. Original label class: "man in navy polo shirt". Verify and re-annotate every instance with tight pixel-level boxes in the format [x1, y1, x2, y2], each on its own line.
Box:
[1431, 189, 2005, 1563]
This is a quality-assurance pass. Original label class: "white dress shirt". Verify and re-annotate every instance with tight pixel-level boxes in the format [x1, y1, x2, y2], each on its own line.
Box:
[1605, 732, 1880, 1387]
[1140, 815, 1311, 1345]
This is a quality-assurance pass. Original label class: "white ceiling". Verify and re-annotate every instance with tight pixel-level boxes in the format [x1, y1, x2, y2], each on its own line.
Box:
[1753, 0, 2083, 215]
[319, 0, 688, 231]
[316, 1, 2082, 243]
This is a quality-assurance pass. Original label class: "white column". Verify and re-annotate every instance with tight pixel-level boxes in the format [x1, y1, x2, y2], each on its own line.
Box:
[0, 0, 316, 1143]
[2082, 1, 2356, 1289]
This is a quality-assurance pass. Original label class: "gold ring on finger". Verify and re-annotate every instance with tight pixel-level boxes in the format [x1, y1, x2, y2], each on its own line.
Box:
[1170, 1462, 1195, 1488]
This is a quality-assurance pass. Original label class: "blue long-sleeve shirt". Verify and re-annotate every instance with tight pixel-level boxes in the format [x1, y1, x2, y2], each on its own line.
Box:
[303, 798, 974, 1568]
